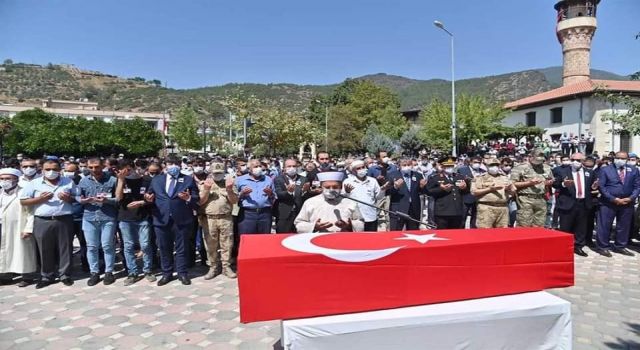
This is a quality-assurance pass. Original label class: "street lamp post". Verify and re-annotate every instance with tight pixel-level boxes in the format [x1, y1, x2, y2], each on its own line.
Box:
[434, 20, 457, 157]
[197, 121, 212, 156]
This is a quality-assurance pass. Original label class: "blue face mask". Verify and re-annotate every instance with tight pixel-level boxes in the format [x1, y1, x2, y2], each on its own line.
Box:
[167, 165, 181, 178]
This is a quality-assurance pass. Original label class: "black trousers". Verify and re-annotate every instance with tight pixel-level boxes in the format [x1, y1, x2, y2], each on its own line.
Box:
[434, 215, 464, 230]
[558, 200, 588, 248]
[154, 218, 191, 277]
[364, 220, 379, 232]
[586, 204, 598, 246]
[390, 206, 420, 231]
[72, 221, 88, 269]
[33, 216, 73, 281]
[275, 211, 299, 233]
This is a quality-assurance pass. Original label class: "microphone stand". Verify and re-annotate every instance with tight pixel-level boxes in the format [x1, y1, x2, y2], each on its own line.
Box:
[337, 193, 438, 230]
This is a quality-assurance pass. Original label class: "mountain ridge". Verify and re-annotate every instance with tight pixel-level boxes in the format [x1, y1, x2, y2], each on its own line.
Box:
[0, 62, 629, 113]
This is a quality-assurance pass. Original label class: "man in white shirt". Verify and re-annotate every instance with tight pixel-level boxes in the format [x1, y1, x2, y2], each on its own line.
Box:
[294, 172, 364, 233]
[343, 160, 388, 232]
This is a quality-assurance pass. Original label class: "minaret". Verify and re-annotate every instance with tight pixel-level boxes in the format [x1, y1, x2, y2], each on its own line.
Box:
[555, 0, 599, 86]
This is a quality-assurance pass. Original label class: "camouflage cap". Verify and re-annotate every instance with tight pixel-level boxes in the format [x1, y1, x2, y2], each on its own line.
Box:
[209, 162, 225, 174]
[485, 157, 500, 166]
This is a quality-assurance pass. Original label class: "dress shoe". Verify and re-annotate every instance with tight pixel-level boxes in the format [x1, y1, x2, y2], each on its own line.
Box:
[204, 268, 221, 280]
[17, 279, 32, 288]
[157, 275, 173, 286]
[574, 248, 588, 257]
[145, 273, 157, 282]
[612, 248, 635, 256]
[123, 275, 140, 286]
[597, 249, 612, 258]
[60, 278, 74, 286]
[103, 272, 115, 285]
[35, 280, 51, 289]
[87, 273, 101, 286]
[178, 275, 191, 285]
[223, 267, 237, 279]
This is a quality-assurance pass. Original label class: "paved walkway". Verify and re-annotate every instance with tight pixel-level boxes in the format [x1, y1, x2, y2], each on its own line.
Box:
[1, 246, 639, 350]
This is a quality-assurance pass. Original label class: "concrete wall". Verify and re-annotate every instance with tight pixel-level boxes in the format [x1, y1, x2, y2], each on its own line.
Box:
[503, 97, 638, 154]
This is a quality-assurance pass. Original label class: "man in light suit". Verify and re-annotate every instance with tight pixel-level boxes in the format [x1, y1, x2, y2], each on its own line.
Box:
[386, 158, 429, 230]
[145, 156, 200, 285]
[552, 153, 596, 257]
[596, 151, 640, 257]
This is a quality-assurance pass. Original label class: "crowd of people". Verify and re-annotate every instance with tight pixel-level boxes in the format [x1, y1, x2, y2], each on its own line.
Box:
[0, 144, 637, 289]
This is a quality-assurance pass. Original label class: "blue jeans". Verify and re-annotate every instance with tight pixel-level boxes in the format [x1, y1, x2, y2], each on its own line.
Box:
[119, 220, 153, 275]
[83, 220, 116, 274]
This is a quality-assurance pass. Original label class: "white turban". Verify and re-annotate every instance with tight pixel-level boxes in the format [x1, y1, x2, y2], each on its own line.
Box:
[317, 171, 344, 183]
[350, 160, 365, 169]
[0, 168, 22, 178]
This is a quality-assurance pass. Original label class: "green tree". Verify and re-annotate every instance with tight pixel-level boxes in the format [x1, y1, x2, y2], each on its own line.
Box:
[418, 99, 452, 151]
[248, 107, 318, 156]
[399, 127, 426, 156]
[111, 118, 164, 156]
[169, 105, 201, 152]
[309, 79, 408, 153]
[598, 90, 640, 136]
[419, 95, 506, 152]
[361, 124, 395, 156]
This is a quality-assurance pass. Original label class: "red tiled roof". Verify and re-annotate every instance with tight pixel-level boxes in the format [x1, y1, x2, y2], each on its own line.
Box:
[504, 79, 640, 110]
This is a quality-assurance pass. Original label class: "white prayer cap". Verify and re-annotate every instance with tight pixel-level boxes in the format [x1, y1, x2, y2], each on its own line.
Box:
[0, 168, 22, 178]
[317, 171, 344, 183]
[350, 160, 365, 169]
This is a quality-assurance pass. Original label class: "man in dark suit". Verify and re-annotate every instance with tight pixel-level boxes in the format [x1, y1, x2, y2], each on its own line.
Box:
[595, 151, 640, 257]
[144, 156, 200, 285]
[385, 158, 428, 230]
[456, 156, 485, 228]
[552, 153, 596, 257]
[582, 156, 600, 247]
[274, 158, 310, 233]
[426, 157, 470, 229]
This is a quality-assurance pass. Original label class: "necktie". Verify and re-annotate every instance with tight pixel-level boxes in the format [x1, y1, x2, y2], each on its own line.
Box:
[404, 174, 411, 191]
[619, 169, 625, 183]
[168, 177, 177, 196]
[576, 171, 583, 198]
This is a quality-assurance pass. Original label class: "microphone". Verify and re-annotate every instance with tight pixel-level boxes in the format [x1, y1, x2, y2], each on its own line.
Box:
[335, 191, 437, 229]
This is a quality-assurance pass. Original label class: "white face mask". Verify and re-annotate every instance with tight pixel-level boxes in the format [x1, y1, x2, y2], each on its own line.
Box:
[63, 171, 75, 178]
[193, 166, 204, 174]
[44, 170, 60, 180]
[0, 180, 16, 191]
[443, 167, 454, 175]
[471, 163, 481, 170]
[22, 167, 37, 177]
[628, 160, 637, 167]
[401, 166, 412, 174]
[285, 167, 298, 177]
[502, 166, 512, 173]
[356, 169, 368, 178]
[614, 159, 627, 168]
[213, 174, 225, 181]
[571, 161, 582, 170]
[487, 166, 500, 175]
[322, 188, 338, 200]
[251, 167, 263, 177]
[382, 157, 390, 164]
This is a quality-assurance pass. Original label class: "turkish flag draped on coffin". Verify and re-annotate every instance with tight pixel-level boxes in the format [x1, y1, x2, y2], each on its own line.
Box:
[238, 228, 574, 323]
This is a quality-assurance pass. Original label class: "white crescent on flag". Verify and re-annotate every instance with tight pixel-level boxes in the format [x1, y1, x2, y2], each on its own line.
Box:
[281, 232, 448, 263]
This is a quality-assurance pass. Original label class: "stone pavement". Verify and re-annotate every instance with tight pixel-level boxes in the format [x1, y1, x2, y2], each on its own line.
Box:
[0, 247, 639, 350]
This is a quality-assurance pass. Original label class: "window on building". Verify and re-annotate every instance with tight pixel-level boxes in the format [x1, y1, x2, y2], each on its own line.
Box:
[525, 112, 536, 127]
[550, 107, 563, 124]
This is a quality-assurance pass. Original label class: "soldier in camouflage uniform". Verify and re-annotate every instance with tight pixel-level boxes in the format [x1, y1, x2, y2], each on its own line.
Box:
[510, 150, 554, 227]
[471, 158, 516, 228]
[198, 163, 239, 279]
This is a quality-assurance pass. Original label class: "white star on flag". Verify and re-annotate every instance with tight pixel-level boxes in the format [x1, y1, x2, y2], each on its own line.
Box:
[395, 233, 449, 244]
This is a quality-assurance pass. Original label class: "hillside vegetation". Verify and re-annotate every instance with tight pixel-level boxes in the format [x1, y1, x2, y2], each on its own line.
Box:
[0, 61, 629, 113]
